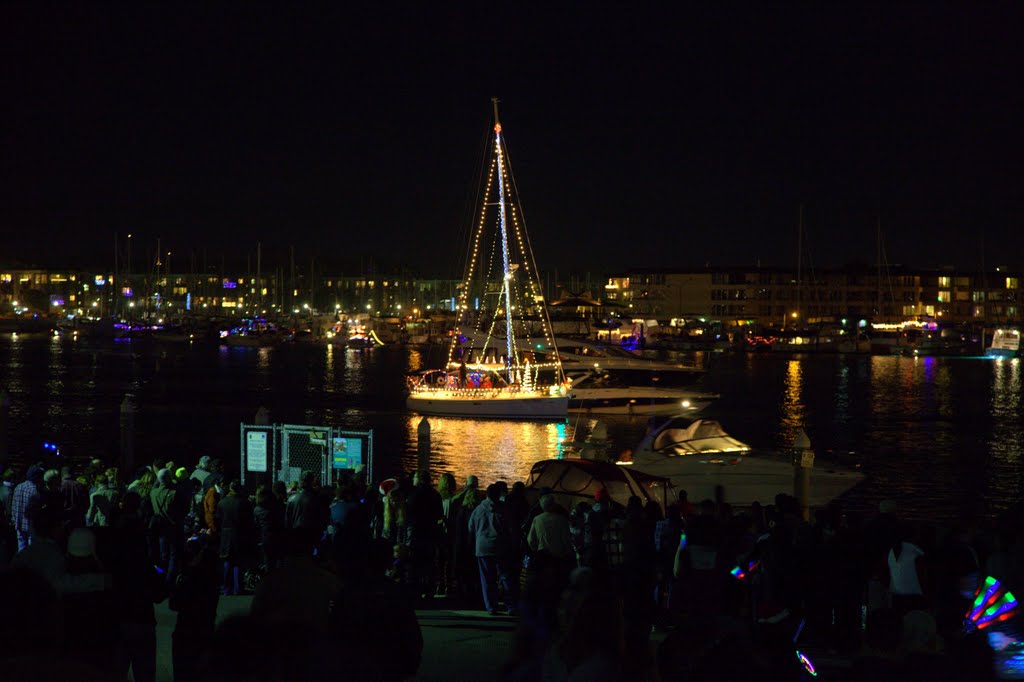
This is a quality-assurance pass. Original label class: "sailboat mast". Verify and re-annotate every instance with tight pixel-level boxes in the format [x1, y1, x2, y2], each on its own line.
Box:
[492, 98, 515, 378]
[796, 205, 803, 327]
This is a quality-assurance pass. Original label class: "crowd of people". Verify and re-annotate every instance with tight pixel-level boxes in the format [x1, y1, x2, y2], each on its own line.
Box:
[0, 452, 1019, 680]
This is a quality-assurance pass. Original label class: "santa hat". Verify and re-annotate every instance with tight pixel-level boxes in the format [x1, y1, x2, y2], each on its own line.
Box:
[379, 478, 398, 496]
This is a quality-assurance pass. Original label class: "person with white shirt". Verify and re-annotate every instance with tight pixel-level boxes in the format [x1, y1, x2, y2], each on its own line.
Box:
[888, 531, 926, 614]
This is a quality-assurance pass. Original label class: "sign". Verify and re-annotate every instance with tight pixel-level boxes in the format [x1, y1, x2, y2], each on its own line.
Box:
[332, 437, 363, 470]
[800, 450, 815, 469]
[247, 431, 268, 472]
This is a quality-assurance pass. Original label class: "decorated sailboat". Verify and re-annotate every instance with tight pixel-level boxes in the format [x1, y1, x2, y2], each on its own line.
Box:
[406, 101, 569, 419]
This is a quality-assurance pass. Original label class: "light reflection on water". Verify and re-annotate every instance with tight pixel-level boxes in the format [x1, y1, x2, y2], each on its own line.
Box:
[400, 416, 573, 485]
[778, 360, 806, 449]
[2, 339, 1024, 521]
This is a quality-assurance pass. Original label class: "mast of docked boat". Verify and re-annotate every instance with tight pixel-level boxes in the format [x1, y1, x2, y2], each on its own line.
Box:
[795, 204, 803, 329]
[492, 97, 516, 380]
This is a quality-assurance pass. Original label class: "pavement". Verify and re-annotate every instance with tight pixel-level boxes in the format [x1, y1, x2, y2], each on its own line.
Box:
[154, 596, 517, 682]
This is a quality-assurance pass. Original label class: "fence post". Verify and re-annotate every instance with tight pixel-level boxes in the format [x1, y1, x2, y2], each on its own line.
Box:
[417, 417, 431, 476]
[120, 394, 138, 476]
[793, 429, 813, 521]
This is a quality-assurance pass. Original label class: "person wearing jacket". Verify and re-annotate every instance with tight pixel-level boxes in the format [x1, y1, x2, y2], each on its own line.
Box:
[203, 480, 223, 534]
[467, 484, 516, 615]
[151, 469, 185, 583]
[86, 474, 121, 527]
[215, 480, 253, 596]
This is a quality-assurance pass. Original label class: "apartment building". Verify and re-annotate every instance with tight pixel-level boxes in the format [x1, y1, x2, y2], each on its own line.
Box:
[605, 266, 1022, 327]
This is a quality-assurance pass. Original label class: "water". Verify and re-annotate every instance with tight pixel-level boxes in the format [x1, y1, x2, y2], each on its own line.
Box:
[1, 334, 1022, 522]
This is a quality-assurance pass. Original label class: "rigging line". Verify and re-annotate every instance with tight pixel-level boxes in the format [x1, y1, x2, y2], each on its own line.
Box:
[449, 150, 497, 370]
[881, 227, 896, 312]
[455, 124, 497, 282]
[504, 142, 563, 382]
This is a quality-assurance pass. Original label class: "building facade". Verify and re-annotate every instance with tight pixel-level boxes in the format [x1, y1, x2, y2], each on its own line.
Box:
[605, 266, 1022, 328]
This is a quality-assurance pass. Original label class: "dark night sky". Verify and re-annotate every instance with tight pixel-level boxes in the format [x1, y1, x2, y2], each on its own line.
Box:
[2, 5, 1022, 276]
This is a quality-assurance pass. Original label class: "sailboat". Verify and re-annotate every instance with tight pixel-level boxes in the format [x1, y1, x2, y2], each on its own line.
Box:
[406, 101, 569, 419]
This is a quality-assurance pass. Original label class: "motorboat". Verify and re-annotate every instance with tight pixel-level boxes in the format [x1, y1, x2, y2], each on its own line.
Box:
[565, 368, 717, 416]
[406, 102, 569, 420]
[524, 458, 672, 510]
[986, 329, 1022, 359]
[621, 417, 864, 507]
[218, 318, 291, 348]
[541, 337, 706, 387]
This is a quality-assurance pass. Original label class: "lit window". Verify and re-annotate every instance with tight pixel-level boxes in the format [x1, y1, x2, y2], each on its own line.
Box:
[1008, 277, 1019, 290]
[0, 274, 10, 283]
[938, 291, 950, 303]
[938, 276, 951, 288]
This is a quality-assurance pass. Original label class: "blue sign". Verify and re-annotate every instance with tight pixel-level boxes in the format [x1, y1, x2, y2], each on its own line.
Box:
[332, 437, 363, 470]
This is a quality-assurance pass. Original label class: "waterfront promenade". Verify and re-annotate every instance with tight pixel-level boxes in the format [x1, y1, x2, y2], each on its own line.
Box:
[154, 597, 516, 682]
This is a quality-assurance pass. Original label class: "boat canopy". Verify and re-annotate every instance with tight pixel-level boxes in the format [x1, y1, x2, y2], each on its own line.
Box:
[652, 418, 751, 455]
[525, 458, 671, 510]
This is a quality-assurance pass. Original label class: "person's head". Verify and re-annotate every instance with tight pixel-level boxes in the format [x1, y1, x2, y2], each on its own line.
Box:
[25, 465, 43, 486]
[228, 479, 241, 495]
[677, 489, 689, 504]
[540, 494, 557, 513]
[175, 467, 188, 482]
[437, 472, 456, 499]
[594, 488, 610, 505]
[300, 471, 316, 490]
[485, 483, 501, 503]
[255, 484, 272, 506]
[94, 474, 108, 488]
[156, 468, 172, 486]
[272, 480, 287, 500]
[413, 470, 429, 488]
[60, 466, 72, 480]
[465, 474, 479, 490]
[105, 467, 120, 487]
[210, 458, 223, 474]
[66, 528, 100, 569]
[495, 480, 509, 498]
[197, 455, 212, 471]
[43, 469, 60, 491]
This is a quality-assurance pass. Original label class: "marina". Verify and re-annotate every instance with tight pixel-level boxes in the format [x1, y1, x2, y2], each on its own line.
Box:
[1, 334, 1022, 522]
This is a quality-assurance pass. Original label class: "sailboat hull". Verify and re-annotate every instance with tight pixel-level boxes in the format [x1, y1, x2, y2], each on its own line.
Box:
[407, 393, 568, 419]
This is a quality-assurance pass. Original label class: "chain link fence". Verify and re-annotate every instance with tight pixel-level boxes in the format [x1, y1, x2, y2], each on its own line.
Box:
[240, 423, 373, 487]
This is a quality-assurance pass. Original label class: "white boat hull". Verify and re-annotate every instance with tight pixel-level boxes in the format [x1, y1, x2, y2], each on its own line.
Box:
[569, 388, 716, 416]
[624, 454, 863, 507]
[407, 393, 568, 419]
